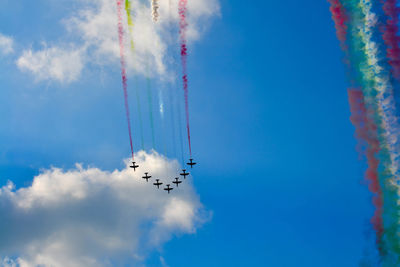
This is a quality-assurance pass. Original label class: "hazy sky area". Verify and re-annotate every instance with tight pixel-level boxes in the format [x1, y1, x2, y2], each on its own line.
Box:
[0, 0, 372, 266]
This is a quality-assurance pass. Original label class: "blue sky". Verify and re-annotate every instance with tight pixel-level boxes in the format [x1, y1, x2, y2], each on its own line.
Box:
[0, 0, 375, 266]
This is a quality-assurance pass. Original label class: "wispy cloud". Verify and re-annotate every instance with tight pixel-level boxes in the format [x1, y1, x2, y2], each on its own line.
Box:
[15, 0, 220, 84]
[0, 33, 14, 55]
[16, 45, 85, 83]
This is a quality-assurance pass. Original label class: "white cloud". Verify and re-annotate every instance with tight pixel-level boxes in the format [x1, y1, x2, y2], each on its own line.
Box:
[0, 34, 14, 55]
[16, 46, 85, 83]
[16, 0, 220, 83]
[0, 151, 207, 267]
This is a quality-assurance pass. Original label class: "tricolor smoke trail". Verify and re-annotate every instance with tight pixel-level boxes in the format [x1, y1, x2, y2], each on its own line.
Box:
[178, 0, 192, 157]
[116, 0, 134, 160]
[328, 0, 400, 263]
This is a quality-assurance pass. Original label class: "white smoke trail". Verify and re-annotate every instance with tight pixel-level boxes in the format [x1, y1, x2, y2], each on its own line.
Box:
[152, 0, 159, 22]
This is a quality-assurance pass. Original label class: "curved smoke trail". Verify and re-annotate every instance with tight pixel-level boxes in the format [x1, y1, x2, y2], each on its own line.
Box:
[116, 0, 134, 160]
[178, 0, 192, 157]
[329, 0, 400, 263]
[152, 0, 160, 22]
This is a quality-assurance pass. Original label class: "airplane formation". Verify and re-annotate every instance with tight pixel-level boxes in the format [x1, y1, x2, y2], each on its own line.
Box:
[129, 158, 197, 194]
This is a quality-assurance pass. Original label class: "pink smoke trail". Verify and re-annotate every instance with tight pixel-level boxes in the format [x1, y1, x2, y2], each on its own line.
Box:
[116, 0, 134, 160]
[178, 0, 192, 157]
[382, 0, 400, 79]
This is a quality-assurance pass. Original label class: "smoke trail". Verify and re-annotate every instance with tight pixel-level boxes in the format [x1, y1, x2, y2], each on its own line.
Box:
[328, 0, 348, 46]
[328, 0, 400, 261]
[125, 1, 144, 150]
[342, 0, 400, 261]
[146, 76, 156, 149]
[382, 0, 400, 79]
[135, 80, 145, 150]
[116, 0, 134, 160]
[348, 89, 384, 251]
[159, 88, 167, 156]
[168, 86, 177, 157]
[125, 0, 135, 50]
[178, 0, 192, 157]
[177, 95, 185, 166]
[152, 0, 160, 22]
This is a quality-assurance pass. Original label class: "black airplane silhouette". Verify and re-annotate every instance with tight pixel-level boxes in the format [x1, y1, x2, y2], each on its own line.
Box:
[153, 179, 163, 189]
[142, 172, 152, 182]
[180, 169, 189, 179]
[130, 162, 139, 171]
[187, 158, 197, 168]
[164, 184, 173, 194]
[172, 177, 182, 187]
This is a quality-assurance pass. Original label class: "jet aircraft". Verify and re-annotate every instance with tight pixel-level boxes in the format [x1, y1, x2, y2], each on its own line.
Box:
[172, 177, 182, 187]
[142, 172, 152, 182]
[180, 169, 189, 179]
[187, 158, 197, 168]
[130, 162, 139, 171]
[164, 184, 173, 194]
[153, 179, 163, 189]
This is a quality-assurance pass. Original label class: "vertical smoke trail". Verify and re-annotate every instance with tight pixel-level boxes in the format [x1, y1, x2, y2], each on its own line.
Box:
[167, 0, 181, 161]
[177, 95, 185, 166]
[348, 89, 384, 250]
[116, 0, 134, 160]
[169, 86, 177, 157]
[152, 0, 159, 22]
[382, 0, 400, 79]
[125, 1, 145, 150]
[135, 79, 145, 150]
[146, 76, 156, 149]
[158, 89, 167, 156]
[178, 0, 192, 157]
[125, 0, 135, 50]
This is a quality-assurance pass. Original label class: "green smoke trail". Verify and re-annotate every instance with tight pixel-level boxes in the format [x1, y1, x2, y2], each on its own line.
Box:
[125, 0, 144, 150]
[135, 79, 145, 150]
[159, 89, 167, 156]
[146, 76, 156, 149]
[125, 0, 135, 50]
[168, 86, 177, 158]
[177, 93, 185, 166]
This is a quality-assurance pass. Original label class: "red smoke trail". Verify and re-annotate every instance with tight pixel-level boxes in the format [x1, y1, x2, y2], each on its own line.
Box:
[348, 90, 384, 251]
[116, 0, 134, 160]
[328, 0, 348, 46]
[178, 0, 192, 157]
[382, 0, 400, 79]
